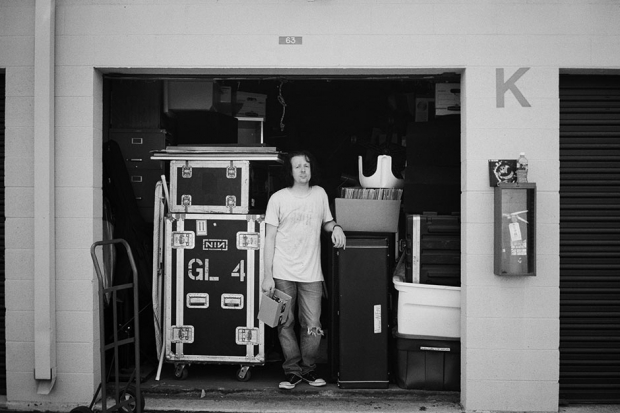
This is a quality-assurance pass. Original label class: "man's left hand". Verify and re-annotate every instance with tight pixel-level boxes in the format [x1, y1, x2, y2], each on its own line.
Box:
[331, 226, 346, 249]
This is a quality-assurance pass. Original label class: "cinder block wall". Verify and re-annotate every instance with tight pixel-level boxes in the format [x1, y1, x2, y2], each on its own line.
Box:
[1, 0, 619, 411]
[461, 67, 560, 411]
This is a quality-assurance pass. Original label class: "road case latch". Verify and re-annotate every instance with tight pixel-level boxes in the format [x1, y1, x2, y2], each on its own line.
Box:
[221, 293, 244, 310]
[226, 195, 237, 213]
[172, 231, 195, 249]
[182, 161, 192, 178]
[171, 325, 194, 343]
[226, 161, 237, 179]
[237, 232, 260, 250]
[236, 327, 260, 345]
[181, 194, 192, 212]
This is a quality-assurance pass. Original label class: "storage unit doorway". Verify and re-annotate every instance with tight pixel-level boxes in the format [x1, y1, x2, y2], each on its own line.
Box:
[102, 72, 462, 385]
[559, 74, 620, 403]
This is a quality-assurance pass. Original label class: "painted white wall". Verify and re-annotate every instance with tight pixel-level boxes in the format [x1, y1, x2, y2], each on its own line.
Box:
[1, 0, 619, 411]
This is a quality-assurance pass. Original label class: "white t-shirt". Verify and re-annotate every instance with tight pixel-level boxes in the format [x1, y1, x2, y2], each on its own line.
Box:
[264, 186, 333, 283]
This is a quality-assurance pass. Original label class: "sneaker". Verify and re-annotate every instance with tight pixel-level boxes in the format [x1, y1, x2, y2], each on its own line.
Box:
[279, 374, 302, 389]
[301, 371, 326, 387]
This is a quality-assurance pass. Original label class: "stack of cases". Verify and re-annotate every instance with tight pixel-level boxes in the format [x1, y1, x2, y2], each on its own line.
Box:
[405, 214, 461, 286]
[393, 213, 462, 391]
[160, 158, 268, 380]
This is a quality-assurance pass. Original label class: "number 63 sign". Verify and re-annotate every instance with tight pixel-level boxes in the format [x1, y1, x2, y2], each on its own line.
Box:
[279, 36, 302, 45]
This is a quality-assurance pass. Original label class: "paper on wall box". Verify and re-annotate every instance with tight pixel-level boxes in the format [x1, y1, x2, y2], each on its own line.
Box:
[258, 289, 292, 328]
[335, 198, 401, 233]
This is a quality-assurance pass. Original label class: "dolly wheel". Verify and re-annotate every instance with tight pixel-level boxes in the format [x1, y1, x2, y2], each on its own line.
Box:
[120, 385, 145, 413]
[174, 364, 189, 380]
[236, 366, 251, 382]
[70, 406, 93, 413]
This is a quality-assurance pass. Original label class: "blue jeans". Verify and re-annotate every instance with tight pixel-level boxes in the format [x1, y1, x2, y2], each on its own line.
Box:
[274, 279, 324, 376]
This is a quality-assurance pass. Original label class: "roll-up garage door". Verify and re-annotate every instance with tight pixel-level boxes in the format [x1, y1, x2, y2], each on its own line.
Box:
[559, 74, 620, 403]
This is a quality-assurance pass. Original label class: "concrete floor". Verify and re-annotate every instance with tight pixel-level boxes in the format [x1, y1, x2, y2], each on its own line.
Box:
[136, 362, 619, 413]
[60, 359, 620, 413]
[138, 360, 463, 413]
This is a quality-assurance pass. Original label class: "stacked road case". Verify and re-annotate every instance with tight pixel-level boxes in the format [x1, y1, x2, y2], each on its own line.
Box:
[151, 146, 282, 381]
[393, 212, 462, 390]
[405, 213, 461, 286]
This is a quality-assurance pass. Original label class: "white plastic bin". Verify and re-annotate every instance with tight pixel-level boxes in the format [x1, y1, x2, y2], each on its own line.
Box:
[393, 276, 461, 339]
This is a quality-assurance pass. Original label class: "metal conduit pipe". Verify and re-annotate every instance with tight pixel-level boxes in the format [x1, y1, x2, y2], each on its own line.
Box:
[33, 0, 57, 394]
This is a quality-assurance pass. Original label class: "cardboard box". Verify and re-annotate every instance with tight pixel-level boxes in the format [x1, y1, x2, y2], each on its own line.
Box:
[165, 80, 222, 111]
[258, 289, 292, 328]
[236, 91, 267, 117]
[335, 198, 401, 233]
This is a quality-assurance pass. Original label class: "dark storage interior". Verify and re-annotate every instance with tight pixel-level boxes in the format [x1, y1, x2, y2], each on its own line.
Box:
[101, 74, 462, 388]
[103, 75, 461, 218]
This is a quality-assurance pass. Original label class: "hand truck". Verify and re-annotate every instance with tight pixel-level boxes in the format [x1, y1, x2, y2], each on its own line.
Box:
[71, 239, 144, 413]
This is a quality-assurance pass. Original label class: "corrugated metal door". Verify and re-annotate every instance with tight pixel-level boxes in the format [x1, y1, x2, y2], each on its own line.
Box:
[1, 72, 7, 395]
[559, 74, 620, 403]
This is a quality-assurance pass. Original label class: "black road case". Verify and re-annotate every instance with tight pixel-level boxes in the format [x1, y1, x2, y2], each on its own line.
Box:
[164, 213, 265, 380]
[330, 234, 392, 389]
[169, 159, 252, 214]
[405, 214, 461, 286]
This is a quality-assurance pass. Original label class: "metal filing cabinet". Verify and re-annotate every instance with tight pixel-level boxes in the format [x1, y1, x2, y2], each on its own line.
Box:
[110, 128, 170, 222]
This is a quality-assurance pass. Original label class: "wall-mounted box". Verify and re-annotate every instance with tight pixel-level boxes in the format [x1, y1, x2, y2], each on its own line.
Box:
[494, 183, 536, 276]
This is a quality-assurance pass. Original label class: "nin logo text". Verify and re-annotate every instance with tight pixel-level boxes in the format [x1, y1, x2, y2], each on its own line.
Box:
[203, 239, 228, 251]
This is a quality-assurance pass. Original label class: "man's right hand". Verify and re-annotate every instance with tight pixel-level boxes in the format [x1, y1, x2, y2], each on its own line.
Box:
[261, 277, 275, 294]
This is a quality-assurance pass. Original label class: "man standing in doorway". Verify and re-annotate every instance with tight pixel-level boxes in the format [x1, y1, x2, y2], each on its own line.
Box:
[262, 150, 346, 389]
